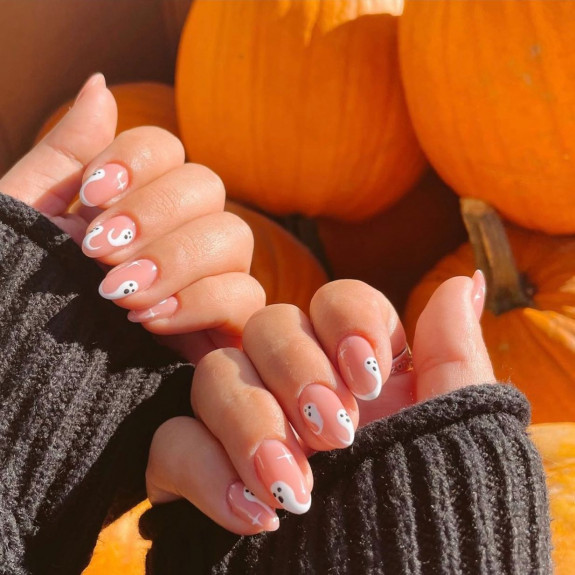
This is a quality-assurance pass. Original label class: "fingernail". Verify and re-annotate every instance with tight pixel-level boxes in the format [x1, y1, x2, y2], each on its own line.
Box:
[299, 384, 354, 448]
[82, 216, 136, 257]
[471, 269, 486, 320]
[254, 440, 311, 515]
[127, 297, 178, 323]
[79, 163, 129, 207]
[227, 481, 280, 531]
[337, 335, 383, 401]
[98, 259, 157, 300]
[75, 73, 105, 105]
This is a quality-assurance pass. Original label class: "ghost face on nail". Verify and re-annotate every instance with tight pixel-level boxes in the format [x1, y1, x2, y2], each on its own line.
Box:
[82, 216, 136, 257]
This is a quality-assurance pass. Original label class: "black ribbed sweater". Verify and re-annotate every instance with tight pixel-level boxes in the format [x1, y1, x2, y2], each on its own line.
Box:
[0, 194, 552, 574]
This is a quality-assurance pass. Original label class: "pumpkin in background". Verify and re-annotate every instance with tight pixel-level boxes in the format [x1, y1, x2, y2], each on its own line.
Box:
[399, 1, 575, 235]
[316, 170, 467, 315]
[226, 200, 328, 312]
[35, 82, 179, 141]
[529, 423, 575, 574]
[176, 0, 427, 221]
[403, 199, 575, 423]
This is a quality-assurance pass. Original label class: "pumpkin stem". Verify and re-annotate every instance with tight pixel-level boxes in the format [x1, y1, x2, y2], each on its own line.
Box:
[460, 198, 533, 315]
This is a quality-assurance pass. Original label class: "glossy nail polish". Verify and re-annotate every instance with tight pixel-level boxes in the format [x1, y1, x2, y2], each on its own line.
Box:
[337, 335, 383, 400]
[299, 384, 354, 448]
[82, 215, 136, 257]
[254, 440, 311, 515]
[127, 297, 178, 323]
[98, 259, 157, 300]
[471, 269, 487, 320]
[79, 163, 129, 207]
[227, 481, 280, 531]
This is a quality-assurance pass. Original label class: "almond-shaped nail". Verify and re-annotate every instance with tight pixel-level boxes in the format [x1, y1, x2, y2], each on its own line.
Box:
[299, 384, 354, 449]
[127, 297, 178, 323]
[227, 482, 280, 531]
[75, 73, 105, 105]
[98, 259, 157, 300]
[254, 440, 311, 515]
[471, 269, 486, 320]
[337, 335, 383, 401]
[82, 215, 136, 257]
[80, 163, 129, 207]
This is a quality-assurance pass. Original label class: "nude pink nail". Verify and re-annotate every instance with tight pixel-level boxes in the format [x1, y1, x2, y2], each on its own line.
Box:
[471, 269, 487, 320]
[79, 163, 129, 207]
[299, 384, 354, 449]
[337, 335, 383, 401]
[254, 440, 311, 515]
[98, 259, 157, 300]
[127, 297, 178, 323]
[227, 482, 280, 531]
[82, 216, 136, 258]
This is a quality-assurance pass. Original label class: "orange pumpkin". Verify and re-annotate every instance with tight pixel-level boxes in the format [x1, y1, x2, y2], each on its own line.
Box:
[529, 423, 575, 575]
[404, 200, 575, 423]
[35, 82, 179, 141]
[398, 1, 575, 235]
[226, 200, 328, 312]
[316, 170, 467, 315]
[176, 0, 427, 221]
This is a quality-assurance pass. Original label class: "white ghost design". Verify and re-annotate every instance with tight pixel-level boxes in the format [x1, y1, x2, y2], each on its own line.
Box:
[82, 225, 104, 251]
[354, 357, 383, 401]
[79, 169, 106, 206]
[270, 481, 311, 515]
[98, 279, 139, 300]
[107, 227, 134, 247]
[302, 402, 323, 434]
[242, 487, 274, 514]
[336, 409, 355, 446]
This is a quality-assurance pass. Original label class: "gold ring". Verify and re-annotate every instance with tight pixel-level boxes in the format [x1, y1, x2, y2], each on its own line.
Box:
[390, 345, 414, 377]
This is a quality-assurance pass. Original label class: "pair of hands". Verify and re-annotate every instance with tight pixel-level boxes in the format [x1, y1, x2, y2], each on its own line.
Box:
[1, 74, 495, 534]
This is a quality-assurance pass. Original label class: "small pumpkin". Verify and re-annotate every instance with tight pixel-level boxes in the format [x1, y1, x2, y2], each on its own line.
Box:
[398, 1, 575, 235]
[404, 199, 575, 423]
[529, 423, 575, 575]
[316, 170, 467, 314]
[35, 82, 179, 142]
[176, 0, 427, 221]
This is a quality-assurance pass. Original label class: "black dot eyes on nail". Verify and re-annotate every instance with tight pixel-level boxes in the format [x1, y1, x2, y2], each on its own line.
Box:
[278, 496, 284, 503]
[123, 289, 130, 294]
[277, 487, 282, 492]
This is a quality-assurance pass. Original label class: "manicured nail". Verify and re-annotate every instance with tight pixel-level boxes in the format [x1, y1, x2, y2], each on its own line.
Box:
[227, 482, 280, 531]
[75, 73, 105, 105]
[82, 216, 136, 257]
[299, 384, 354, 448]
[471, 269, 486, 320]
[79, 163, 129, 207]
[337, 335, 383, 401]
[98, 259, 157, 300]
[127, 297, 178, 323]
[254, 440, 311, 515]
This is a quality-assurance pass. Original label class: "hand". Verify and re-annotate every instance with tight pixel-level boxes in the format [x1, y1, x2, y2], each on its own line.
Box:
[0, 74, 265, 363]
[146, 275, 495, 535]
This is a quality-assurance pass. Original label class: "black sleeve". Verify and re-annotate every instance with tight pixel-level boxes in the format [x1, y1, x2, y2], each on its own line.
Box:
[0, 194, 194, 575]
[140, 384, 552, 575]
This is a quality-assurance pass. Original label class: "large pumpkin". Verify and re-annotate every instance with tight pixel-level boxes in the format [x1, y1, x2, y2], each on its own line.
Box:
[316, 169, 467, 315]
[399, 1, 575, 235]
[176, 0, 427, 221]
[404, 200, 575, 423]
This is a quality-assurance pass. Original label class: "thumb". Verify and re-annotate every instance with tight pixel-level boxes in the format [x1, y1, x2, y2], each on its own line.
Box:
[1, 73, 117, 215]
[413, 271, 496, 403]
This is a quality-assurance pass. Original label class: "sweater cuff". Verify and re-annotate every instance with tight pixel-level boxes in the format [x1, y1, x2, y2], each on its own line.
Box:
[140, 383, 551, 575]
[0, 195, 194, 574]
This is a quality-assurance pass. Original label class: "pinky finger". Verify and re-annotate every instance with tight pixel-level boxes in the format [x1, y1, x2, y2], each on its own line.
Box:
[127, 272, 266, 336]
[146, 416, 280, 535]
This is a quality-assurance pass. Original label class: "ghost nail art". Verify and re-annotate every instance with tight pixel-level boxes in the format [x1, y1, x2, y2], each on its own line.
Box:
[98, 259, 157, 301]
[299, 384, 355, 449]
[79, 163, 129, 207]
[82, 215, 136, 258]
[338, 335, 384, 401]
[255, 440, 311, 515]
[227, 482, 279, 531]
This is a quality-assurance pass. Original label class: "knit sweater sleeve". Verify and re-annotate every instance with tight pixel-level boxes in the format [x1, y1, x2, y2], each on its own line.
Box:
[140, 384, 552, 575]
[0, 194, 194, 575]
